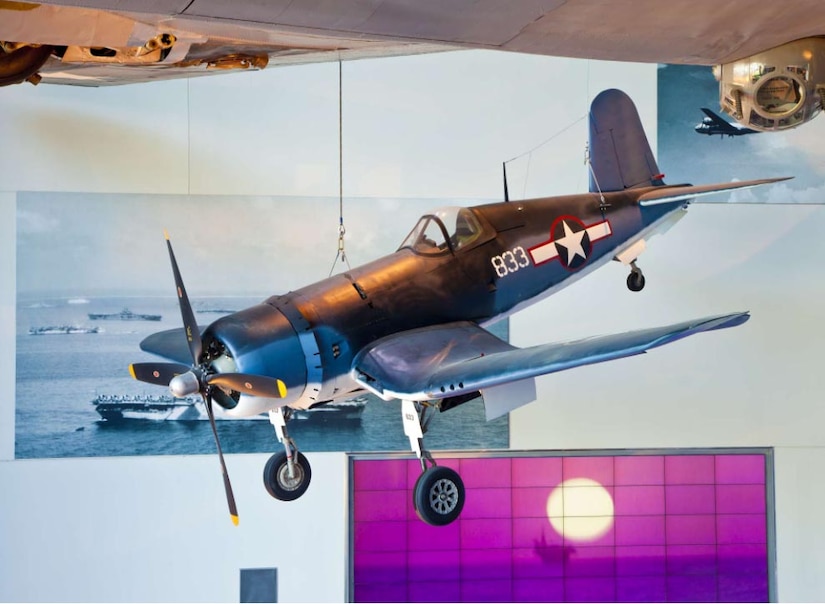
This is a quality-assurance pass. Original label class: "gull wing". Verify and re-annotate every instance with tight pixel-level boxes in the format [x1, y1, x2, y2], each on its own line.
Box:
[140, 326, 207, 364]
[352, 313, 749, 419]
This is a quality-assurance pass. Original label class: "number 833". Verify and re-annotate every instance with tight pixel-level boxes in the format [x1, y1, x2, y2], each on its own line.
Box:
[490, 246, 529, 278]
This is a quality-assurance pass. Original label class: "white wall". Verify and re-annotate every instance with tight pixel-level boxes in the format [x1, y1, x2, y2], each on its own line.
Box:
[2, 49, 822, 601]
[0, 453, 347, 603]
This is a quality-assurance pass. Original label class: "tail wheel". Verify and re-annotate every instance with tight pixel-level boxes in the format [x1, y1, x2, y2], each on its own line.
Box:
[263, 451, 312, 501]
[627, 271, 646, 292]
[413, 465, 465, 526]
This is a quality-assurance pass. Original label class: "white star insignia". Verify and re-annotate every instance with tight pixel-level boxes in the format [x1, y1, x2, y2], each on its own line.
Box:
[555, 220, 587, 262]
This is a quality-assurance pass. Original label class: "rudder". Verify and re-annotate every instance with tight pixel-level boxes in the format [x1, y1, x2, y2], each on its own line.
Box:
[588, 89, 663, 193]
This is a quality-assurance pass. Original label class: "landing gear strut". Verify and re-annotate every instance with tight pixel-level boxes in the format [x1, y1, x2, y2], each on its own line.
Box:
[626, 260, 646, 292]
[263, 407, 312, 501]
[402, 400, 465, 526]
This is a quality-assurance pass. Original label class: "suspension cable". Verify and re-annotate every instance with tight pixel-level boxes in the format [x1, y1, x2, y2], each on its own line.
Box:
[329, 58, 352, 276]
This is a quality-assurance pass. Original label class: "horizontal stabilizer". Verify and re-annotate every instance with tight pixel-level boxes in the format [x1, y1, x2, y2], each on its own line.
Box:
[352, 313, 749, 418]
[140, 326, 207, 364]
[638, 177, 791, 206]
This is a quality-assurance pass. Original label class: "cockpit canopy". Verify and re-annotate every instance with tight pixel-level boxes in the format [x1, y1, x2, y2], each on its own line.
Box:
[399, 207, 485, 255]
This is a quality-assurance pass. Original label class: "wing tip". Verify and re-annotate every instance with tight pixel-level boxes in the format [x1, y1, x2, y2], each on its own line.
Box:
[721, 310, 750, 329]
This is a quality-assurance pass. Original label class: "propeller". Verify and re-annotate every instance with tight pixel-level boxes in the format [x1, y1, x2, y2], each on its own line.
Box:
[130, 363, 287, 399]
[128, 231, 288, 526]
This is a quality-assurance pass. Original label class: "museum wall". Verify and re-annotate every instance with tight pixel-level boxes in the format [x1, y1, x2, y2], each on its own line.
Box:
[0, 453, 347, 602]
[1, 49, 823, 601]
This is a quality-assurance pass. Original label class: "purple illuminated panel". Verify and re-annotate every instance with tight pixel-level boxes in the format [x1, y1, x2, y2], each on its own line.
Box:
[351, 452, 770, 603]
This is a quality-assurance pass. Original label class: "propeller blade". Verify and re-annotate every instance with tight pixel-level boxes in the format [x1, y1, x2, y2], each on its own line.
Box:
[164, 231, 202, 364]
[129, 362, 191, 387]
[204, 394, 239, 526]
[207, 373, 288, 398]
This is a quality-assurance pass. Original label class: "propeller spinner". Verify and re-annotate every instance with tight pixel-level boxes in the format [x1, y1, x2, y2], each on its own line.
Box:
[128, 232, 287, 526]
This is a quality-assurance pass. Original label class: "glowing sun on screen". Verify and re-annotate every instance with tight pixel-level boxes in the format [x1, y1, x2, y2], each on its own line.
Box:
[546, 477, 615, 542]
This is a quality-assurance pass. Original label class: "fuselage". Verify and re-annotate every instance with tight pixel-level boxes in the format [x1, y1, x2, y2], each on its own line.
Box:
[204, 187, 685, 416]
[694, 117, 757, 137]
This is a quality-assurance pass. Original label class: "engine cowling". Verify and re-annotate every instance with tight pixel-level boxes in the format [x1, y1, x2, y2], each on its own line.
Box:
[202, 302, 308, 417]
[715, 37, 825, 132]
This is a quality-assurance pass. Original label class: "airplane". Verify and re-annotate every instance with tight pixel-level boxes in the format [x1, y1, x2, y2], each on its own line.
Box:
[2, 1, 825, 132]
[129, 89, 788, 527]
[695, 107, 758, 137]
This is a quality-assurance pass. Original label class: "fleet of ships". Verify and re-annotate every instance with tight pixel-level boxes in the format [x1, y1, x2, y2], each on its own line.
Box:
[29, 307, 160, 335]
[91, 393, 367, 424]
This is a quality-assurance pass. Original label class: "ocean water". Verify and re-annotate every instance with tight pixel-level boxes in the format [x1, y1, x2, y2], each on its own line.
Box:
[15, 296, 509, 459]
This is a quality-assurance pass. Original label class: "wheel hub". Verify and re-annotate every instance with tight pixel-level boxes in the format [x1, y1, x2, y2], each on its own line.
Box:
[429, 478, 459, 514]
[277, 461, 304, 491]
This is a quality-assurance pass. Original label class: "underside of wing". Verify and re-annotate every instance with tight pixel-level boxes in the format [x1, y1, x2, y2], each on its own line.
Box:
[352, 313, 749, 420]
[352, 322, 516, 399]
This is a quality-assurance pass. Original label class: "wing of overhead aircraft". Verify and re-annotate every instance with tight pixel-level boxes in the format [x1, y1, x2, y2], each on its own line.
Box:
[700, 108, 741, 135]
[352, 312, 749, 421]
[2, 0, 823, 87]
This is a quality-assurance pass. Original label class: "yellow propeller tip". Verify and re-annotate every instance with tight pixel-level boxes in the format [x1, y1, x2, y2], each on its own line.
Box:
[277, 380, 287, 398]
[163, 229, 170, 241]
[231, 514, 239, 526]
[128, 364, 136, 380]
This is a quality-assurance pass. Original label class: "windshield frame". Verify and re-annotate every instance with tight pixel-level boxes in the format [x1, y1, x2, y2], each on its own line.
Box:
[398, 213, 454, 256]
[398, 206, 487, 256]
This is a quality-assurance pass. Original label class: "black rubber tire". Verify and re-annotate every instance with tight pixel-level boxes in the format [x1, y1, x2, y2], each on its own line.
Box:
[413, 465, 465, 526]
[263, 451, 312, 501]
[627, 272, 646, 292]
[0, 45, 53, 87]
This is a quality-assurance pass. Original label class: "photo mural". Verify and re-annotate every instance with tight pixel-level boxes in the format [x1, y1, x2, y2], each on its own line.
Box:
[15, 192, 508, 458]
[350, 451, 772, 603]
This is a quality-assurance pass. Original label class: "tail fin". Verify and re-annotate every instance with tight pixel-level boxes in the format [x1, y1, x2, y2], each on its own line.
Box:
[588, 89, 663, 192]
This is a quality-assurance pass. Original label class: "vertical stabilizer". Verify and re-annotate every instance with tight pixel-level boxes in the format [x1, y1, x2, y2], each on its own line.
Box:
[588, 89, 662, 192]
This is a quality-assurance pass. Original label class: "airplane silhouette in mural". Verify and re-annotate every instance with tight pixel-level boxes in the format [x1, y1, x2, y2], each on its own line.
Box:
[694, 107, 759, 138]
[129, 89, 787, 527]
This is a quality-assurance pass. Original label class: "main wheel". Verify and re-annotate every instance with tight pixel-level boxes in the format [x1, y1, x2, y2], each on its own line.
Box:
[413, 466, 465, 526]
[263, 451, 312, 501]
[627, 271, 646, 292]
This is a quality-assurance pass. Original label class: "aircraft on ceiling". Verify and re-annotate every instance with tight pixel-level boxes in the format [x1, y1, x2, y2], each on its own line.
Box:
[695, 107, 759, 138]
[1, 0, 825, 132]
[129, 89, 787, 526]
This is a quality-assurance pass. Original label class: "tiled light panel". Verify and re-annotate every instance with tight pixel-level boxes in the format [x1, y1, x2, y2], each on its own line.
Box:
[351, 453, 770, 602]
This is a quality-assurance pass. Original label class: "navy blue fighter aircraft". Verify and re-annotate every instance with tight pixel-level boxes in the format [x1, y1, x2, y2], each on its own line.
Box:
[695, 107, 759, 137]
[129, 89, 787, 526]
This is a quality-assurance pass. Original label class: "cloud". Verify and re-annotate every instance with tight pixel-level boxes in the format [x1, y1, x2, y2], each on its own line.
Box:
[724, 180, 825, 204]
